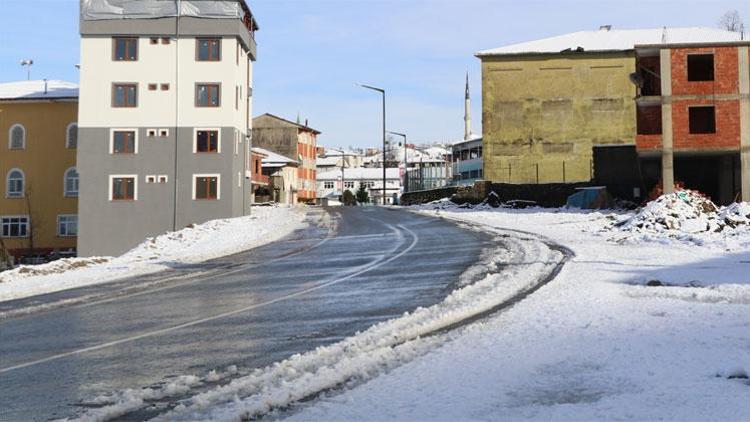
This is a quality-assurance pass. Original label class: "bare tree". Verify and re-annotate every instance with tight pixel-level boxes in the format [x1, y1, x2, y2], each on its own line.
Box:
[719, 10, 744, 32]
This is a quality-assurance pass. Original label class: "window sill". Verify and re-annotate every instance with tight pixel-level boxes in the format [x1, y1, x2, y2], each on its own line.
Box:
[64, 194, 79, 198]
[5, 196, 24, 199]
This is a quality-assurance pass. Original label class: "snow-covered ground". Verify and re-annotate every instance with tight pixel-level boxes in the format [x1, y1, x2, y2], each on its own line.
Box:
[0, 207, 307, 303]
[283, 197, 750, 421]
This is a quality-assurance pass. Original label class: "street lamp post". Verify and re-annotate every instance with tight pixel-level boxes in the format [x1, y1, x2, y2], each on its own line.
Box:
[20, 59, 33, 80]
[387, 131, 407, 194]
[358, 83, 386, 205]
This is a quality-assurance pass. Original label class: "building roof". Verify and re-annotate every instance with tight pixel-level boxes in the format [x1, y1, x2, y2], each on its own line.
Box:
[316, 156, 340, 166]
[0, 80, 78, 101]
[252, 147, 298, 167]
[452, 134, 483, 147]
[476, 27, 744, 56]
[318, 168, 400, 181]
[252, 113, 322, 134]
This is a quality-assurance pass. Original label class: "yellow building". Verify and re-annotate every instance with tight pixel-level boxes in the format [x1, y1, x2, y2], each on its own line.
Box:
[0, 80, 79, 264]
[476, 27, 644, 184]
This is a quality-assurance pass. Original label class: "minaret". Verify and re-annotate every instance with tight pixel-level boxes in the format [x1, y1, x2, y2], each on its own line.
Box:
[464, 71, 472, 140]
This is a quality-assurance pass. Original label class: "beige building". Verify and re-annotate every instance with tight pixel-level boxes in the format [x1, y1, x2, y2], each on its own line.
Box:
[0, 80, 79, 263]
[476, 26, 741, 184]
[252, 146, 298, 205]
[252, 113, 319, 203]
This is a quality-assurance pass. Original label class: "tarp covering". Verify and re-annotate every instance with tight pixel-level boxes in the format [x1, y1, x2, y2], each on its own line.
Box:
[566, 186, 613, 209]
[81, 0, 244, 20]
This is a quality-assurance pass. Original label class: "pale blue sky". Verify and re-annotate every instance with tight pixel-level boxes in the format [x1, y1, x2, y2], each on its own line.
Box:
[1, 0, 749, 148]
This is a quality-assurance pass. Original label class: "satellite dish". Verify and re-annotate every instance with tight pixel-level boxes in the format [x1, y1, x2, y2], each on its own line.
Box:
[629, 72, 644, 88]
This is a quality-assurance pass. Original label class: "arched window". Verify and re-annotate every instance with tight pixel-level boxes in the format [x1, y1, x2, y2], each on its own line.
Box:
[6, 168, 24, 198]
[64, 167, 79, 198]
[66, 123, 78, 149]
[9, 124, 25, 150]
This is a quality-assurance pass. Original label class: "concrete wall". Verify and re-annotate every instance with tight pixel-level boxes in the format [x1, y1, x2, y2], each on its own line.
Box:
[480, 52, 637, 184]
[0, 101, 78, 257]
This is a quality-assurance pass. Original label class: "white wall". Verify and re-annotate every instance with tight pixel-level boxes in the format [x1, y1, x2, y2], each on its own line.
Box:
[79, 36, 251, 131]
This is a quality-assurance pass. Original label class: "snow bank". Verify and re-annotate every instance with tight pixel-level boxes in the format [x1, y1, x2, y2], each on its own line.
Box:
[0, 207, 307, 303]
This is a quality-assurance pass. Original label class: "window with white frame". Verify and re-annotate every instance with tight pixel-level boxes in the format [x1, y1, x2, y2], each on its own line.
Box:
[195, 129, 220, 153]
[9, 124, 25, 149]
[344, 181, 355, 189]
[111, 130, 137, 154]
[193, 174, 220, 200]
[57, 215, 78, 237]
[109, 175, 137, 200]
[6, 169, 24, 198]
[66, 123, 78, 149]
[1, 216, 29, 237]
[64, 167, 79, 197]
[324, 181, 334, 189]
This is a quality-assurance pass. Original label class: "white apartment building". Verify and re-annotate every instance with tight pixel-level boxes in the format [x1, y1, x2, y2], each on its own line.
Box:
[77, 0, 258, 256]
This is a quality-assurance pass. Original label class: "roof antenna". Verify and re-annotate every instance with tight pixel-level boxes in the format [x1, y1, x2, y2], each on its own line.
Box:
[661, 26, 668, 44]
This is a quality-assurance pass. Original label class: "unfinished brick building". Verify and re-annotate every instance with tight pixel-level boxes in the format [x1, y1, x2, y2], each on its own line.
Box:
[635, 41, 750, 204]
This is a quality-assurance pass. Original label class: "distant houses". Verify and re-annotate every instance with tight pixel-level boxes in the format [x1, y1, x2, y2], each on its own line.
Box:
[317, 168, 400, 204]
[0, 80, 79, 264]
[252, 113, 320, 204]
[252, 147, 298, 205]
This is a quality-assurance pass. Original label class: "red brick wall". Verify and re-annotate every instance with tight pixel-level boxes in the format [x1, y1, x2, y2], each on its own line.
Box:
[672, 99, 740, 150]
[671, 47, 739, 96]
[636, 134, 662, 150]
[637, 104, 662, 135]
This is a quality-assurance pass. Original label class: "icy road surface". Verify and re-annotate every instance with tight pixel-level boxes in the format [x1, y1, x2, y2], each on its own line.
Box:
[0, 207, 495, 421]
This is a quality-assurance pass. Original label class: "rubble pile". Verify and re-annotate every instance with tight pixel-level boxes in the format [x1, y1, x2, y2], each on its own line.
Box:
[616, 190, 750, 238]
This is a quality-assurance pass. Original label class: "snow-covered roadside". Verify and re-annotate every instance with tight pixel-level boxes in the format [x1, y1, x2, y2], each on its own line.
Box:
[286, 203, 750, 421]
[0, 207, 307, 303]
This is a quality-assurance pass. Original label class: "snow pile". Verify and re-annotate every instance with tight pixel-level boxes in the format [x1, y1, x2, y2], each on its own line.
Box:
[617, 190, 721, 234]
[0, 207, 307, 303]
[0, 257, 110, 282]
[611, 191, 750, 246]
[720, 202, 750, 228]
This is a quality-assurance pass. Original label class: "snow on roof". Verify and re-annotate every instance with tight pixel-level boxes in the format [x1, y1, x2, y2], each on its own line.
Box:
[316, 156, 339, 166]
[321, 148, 362, 157]
[0, 80, 78, 101]
[252, 147, 297, 165]
[476, 27, 744, 56]
[318, 168, 400, 181]
[452, 134, 483, 146]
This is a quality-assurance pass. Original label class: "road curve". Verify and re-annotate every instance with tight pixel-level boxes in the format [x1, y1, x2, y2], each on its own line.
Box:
[0, 207, 492, 421]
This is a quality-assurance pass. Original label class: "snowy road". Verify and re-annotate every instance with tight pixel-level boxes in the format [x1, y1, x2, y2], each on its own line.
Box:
[0, 207, 494, 421]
